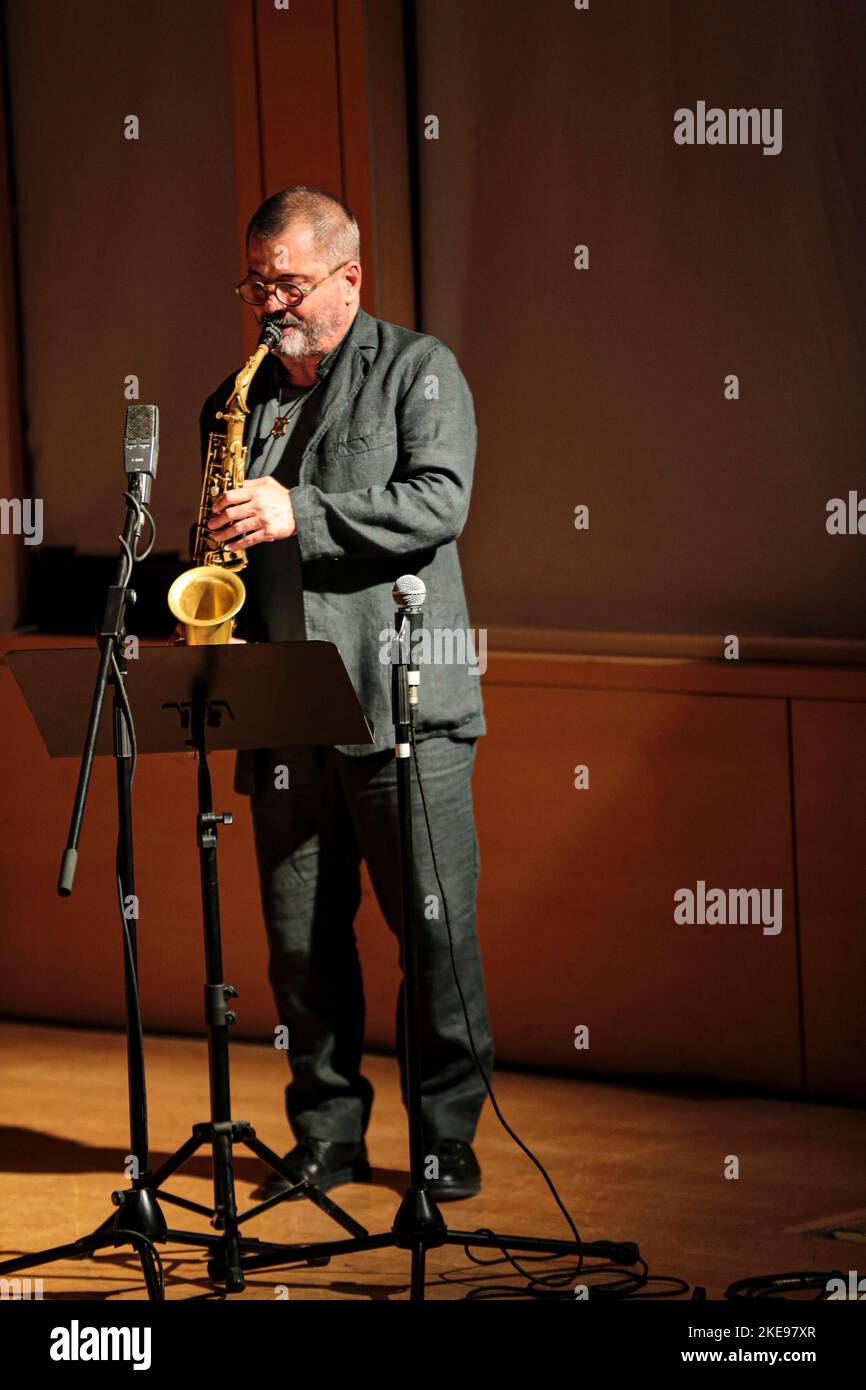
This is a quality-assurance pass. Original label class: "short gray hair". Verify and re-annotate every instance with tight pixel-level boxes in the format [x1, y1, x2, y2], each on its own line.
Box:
[246, 186, 360, 266]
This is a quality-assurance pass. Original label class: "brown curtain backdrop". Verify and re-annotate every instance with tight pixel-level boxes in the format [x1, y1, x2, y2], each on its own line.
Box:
[415, 0, 866, 639]
[4, 0, 240, 557]
[5, 0, 864, 639]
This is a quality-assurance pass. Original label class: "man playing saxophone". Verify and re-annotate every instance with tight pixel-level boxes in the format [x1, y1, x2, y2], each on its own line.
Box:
[187, 186, 492, 1202]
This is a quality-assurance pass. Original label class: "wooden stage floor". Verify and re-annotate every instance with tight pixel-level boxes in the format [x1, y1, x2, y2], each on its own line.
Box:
[1, 1022, 864, 1301]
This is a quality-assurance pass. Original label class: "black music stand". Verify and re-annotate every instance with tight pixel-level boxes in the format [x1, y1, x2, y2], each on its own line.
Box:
[2, 640, 374, 1298]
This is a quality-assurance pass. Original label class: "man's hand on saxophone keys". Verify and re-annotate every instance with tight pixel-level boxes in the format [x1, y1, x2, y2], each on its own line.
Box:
[208, 477, 296, 550]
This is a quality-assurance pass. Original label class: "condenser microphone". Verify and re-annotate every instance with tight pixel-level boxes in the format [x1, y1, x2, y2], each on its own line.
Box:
[123, 403, 159, 506]
[392, 574, 426, 724]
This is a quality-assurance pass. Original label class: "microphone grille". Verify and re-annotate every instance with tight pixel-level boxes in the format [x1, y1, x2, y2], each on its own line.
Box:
[125, 403, 158, 444]
[393, 574, 426, 609]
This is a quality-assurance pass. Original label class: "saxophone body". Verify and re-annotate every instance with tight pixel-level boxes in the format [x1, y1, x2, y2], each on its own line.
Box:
[168, 317, 283, 644]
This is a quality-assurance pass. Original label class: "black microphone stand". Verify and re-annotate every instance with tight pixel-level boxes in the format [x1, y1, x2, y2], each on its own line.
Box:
[0, 475, 167, 1296]
[387, 604, 447, 1293]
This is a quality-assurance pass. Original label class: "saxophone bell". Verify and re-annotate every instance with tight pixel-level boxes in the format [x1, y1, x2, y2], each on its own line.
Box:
[167, 565, 246, 646]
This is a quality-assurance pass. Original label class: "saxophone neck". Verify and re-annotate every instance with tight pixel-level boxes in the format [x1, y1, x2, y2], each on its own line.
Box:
[226, 339, 273, 416]
[229, 316, 283, 409]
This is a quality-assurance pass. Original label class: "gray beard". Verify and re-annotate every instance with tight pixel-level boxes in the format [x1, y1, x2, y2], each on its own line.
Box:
[274, 305, 345, 359]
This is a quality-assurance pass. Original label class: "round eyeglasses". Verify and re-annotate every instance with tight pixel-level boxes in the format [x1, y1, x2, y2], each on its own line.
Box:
[235, 261, 349, 308]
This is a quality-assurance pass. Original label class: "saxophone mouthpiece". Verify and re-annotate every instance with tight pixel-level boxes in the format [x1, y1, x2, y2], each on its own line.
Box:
[259, 315, 285, 350]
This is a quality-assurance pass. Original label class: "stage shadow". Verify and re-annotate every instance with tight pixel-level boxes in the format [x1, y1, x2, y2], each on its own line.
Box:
[0, 1242, 414, 1301]
[0, 1125, 253, 1182]
[0, 1126, 414, 1199]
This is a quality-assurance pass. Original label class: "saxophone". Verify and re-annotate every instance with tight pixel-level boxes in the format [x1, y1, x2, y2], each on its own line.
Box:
[168, 316, 284, 644]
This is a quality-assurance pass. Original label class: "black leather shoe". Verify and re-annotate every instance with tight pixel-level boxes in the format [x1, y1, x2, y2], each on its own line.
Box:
[424, 1139, 481, 1201]
[252, 1137, 371, 1201]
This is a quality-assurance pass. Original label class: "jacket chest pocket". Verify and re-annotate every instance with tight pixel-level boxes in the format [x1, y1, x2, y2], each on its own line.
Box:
[309, 428, 399, 489]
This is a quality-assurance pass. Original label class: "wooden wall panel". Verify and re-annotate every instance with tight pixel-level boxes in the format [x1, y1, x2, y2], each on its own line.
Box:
[793, 700, 866, 1100]
[228, 0, 392, 357]
[255, 0, 343, 195]
[364, 0, 415, 328]
[334, 0, 375, 314]
[226, 0, 265, 264]
[0, 637, 272, 1035]
[228, 0, 415, 360]
[467, 683, 801, 1092]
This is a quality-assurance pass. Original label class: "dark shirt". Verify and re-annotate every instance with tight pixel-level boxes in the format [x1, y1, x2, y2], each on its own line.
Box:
[238, 334, 348, 646]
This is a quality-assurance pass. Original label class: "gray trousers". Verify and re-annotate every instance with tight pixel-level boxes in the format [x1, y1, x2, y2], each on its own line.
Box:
[249, 735, 495, 1144]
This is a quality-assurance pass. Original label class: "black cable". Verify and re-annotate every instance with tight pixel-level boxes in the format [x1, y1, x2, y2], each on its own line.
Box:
[120, 490, 155, 564]
[110, 622, 143, 1145]
[727, 1270, 845, 1300]
[108, 483, 153, 778]
[108, 539, 141, 1051]
[457, 1256, 690, 1301]
[105, 1228, 166, 1299]
[409, 728, 686, 1300]
[133, 503, 155, 562]
[110, 648, 138, 775]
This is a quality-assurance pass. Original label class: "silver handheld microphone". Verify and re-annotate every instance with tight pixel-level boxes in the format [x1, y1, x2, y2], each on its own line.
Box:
[392, 575, 426, 722]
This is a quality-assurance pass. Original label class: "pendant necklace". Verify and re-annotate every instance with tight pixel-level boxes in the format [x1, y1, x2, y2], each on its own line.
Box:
[271, 378, 322, 437]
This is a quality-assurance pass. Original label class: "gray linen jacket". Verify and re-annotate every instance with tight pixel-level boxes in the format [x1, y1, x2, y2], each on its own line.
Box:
[199, 306, 486, 794]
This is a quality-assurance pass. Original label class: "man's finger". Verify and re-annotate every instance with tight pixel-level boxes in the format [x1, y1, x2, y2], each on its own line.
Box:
[211, 488, 250, 513]
[209, 506, 256, 531]
[216, 524, 253, 543]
